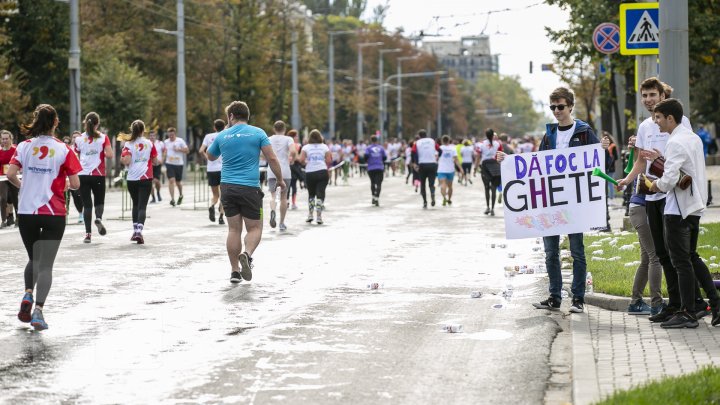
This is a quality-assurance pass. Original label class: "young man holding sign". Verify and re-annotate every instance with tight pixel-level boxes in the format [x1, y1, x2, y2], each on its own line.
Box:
[499, 87, 598, 313]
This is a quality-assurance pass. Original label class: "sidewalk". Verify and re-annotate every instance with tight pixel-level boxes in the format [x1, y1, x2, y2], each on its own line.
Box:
[571, 169, 720, 405]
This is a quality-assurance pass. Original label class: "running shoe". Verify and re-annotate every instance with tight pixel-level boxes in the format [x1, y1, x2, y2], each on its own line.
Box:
[150, 197, 156, 204]
[316, 212, 323, 225]
[157, 194, 162, 202]
[95, 219, 107, 235]
[533, 296, 561, 310]
[239, 252, 253, 281]
[291, 204, 298, 210]
[170, 199, 176, 207]
[627, 299, 652, 315]
[431, 198, 436, 207]
[209, 206, 216, 222]
[83, 233, 91, 244]
[18, 292, 33, 323]
[661, 311, 699, 329]
[279, 223, 287, 232]
[6, 216, 14, 226]
[131, 232, 140, 242]
[448, 200, 452, 206]
[442, 199, 447, 207]
[177, 195, 184, 205]
[423, 201, 427, 209]
[269, 210, 277, 228]
[136, 234, 144, 244]
[569, 298, 584, 313]
[218, 214, 225, 225]
[306, 214, 313, 223]
[484, 208, 490, 215]
[230, 271, 242, 283]
[649, 305, 677, 323]
[0, 222, 6, 229]
[78, 215, 84, 224]
[30, 308, 48, 331]
[491, 209, 495, 216]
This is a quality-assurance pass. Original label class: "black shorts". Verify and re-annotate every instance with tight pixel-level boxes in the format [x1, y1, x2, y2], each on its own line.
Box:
[207, 171, 221, 187]
[462, 162, 472, 174]
[166, 164, 184, 181]
[152, 165, 162, 180]
[220, 183, 264, 220]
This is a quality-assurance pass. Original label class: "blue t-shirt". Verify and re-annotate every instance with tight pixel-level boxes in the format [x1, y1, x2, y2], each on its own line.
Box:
[208, 123, 270, 187]
[364, 144, 387, 171]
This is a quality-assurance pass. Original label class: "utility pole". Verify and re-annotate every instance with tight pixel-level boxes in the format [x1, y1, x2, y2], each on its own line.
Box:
[659, 0, 689, 110]
[328, 30, 356, 140]
[636, 0, 658, 124]
[378, 48, 400, 140]
[437, 77, 453, 138]
[68, 0, 80, 132]
[291, 31, 301, 130]
[396, 55, 418, 139]
[356, 42, 383, 142]
[176, 0, 186, 142]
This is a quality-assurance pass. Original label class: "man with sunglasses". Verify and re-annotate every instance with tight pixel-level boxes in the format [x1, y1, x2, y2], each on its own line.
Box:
[500, 87, 598, 313]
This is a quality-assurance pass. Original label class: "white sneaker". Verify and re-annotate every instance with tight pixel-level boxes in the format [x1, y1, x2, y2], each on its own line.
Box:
[279, 223, 287, 232]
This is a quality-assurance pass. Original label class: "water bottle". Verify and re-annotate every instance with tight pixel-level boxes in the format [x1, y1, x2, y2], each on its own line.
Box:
[443, 324, 463, 333]
[586, 272, 594, 295]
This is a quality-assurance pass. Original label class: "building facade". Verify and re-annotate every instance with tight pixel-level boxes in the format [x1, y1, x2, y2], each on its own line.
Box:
[422, 36, 499, 81]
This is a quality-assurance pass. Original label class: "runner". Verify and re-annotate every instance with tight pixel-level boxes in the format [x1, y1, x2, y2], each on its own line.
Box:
[7, 104, 82, 330]
[120, 120, 158, 244]
[206, 101, 285, 283]
[288, 129, 303, 210]
[0, 129, 18, 228]
[478, 129, 502, 216]
[460, 139, 474, 186]
[329, 139, 342, 186]
[300, 130, 331, 224]
[356, 139, 368, 177]
[148, 130, 165, 203]
[267, 121, 296, 231]
[163, 127, 188, 206]
[387, 138, 401, 176]
[341, 139, 354, 184]
[437, 135, 460, 206]
[199, 119, 226, 224]
[365, 135, 387, 206]
[75, 112, 113, 243]
[411, 130, 439, 209]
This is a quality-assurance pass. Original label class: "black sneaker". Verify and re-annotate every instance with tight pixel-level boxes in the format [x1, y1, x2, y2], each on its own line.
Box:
[170, 199, 176, 207]
[695, 305, 711, 320]
[712, 303, 720, 327]
[209, 206, 216, 222]
[649, 306, 679, 323]
[95, 219, 107, 235]
[569, 298, 584, 313]
[230, 271, 242, 283]
[533, 296, 561, 310]
[269, 210, 276, 228]
[218, 214, 225, 225]
[239, 252, 253, 281]
[431, 198, 436, 207]
[177, 195, 184, 205]
[422, 201, 427, 209]
[6, 215, 14, 226]
[661, 311, 699, 329]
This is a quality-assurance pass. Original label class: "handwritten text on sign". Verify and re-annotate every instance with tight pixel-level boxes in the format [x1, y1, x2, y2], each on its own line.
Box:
[501, 144, 606, 239]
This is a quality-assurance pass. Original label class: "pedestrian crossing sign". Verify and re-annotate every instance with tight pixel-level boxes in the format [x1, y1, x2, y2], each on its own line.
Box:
[620, 2, 659, 55]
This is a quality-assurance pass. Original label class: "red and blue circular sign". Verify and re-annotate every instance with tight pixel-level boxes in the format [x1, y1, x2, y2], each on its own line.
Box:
[593, 23, 620, 54]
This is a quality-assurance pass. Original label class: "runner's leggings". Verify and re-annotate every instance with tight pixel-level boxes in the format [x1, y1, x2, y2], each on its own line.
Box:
[368, 169, 384, 197]
[127, 179, 152, 225]
[19, 215, 65, 307]
[306, 170, 329, 202]
[418, 163, 438, 202]
[79, 175, 106, 233]
[0, 181, 18, 222]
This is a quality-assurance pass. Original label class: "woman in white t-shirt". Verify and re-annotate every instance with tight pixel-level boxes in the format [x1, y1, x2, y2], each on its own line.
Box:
[437, 135, 460, 206]
[478, 129, 503, 216]
[121, 120, 158, 244]
[460, 140, 475, 186]
[75, 112, 114, 243]
[300, 130, 332, 225]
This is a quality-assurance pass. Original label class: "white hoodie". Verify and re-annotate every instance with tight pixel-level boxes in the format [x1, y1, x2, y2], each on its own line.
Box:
[655, 124, 707, 218]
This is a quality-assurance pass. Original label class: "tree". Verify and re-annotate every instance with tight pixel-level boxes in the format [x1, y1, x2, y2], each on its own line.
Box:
[472, 73, 541, 136]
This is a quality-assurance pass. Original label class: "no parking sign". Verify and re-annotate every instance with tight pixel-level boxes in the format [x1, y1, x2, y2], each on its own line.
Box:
[592, 23, 620, 55]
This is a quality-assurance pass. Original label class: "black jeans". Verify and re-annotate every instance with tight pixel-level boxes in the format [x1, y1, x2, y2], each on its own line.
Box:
[127, 179, 152, 224]
[418, 163, 438, 203]
[305, 170, 329, 202]
[18, 214, 65, 307]
[79, 175, 106, 233]
[664, 214, 719, 312]
[368, 169, 384, 198]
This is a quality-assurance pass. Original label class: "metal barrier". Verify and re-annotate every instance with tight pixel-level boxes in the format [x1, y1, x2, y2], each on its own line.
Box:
[192, 164, 209, 210]
[119, 170, 131, 220]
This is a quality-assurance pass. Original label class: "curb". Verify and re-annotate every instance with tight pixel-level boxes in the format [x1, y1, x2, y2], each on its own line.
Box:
[572, 312, 600, 405]
[584, 292, 632, 312]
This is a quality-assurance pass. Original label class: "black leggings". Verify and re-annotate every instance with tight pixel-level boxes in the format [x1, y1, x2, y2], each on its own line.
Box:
[368, 169, 384, 198]
[69, 188, 83, 214]
[481, 163, 501, 209]
[127, 179, 152, 225]
[418, 163, 438, 203]
[306, 170, 329, 202]
[0, 182, 18, 222]
[79, 175, 106, 233]
[19, 215, 65, 307]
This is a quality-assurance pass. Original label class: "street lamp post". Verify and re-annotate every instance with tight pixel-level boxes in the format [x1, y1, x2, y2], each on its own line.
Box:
[291, 31, 301, 130]
[153, 0, 186, 142]
[396, 55, 419, 139]
[328, 30, 356, 140]
[356, 41, 383, 142]
[437, 77, 453, 138]
[377, 48, 400, 140]
[55, 0, 81, 131]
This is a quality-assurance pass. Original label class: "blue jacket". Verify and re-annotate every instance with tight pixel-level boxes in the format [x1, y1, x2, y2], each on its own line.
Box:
[539, 119, 599, 151]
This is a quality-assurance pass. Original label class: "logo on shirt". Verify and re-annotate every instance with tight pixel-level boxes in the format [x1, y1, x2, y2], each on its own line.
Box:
[137, 143, 146, 151]
[32, 146, 55, 160]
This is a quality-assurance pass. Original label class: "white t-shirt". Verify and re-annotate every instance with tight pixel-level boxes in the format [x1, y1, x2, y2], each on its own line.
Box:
[405, 146, 412, 163]
[268, 135, 294, 179]
[202, 132, 222, 172]
[635, 115, 692, 202]
[164, 137, 188, 166]
[478, 140, 501, 162]
[556, 122, 576, 150]
[303, 143, 330, 173]
[388, 142, 401, 159]
[415, 138, 438, 164]
[153, 140, 165, 165]
[122, 138, 157, 181]
[438, 145, 457, 173]
[330, 144, 342, 162]
[460, 145, 474, 162]
[75, 132, 111, 176]
[357, 143, 367, 156]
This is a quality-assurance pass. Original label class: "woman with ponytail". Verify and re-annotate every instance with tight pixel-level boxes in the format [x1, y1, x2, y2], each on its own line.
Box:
[120, 120, 158, 244]
[75, 112, 113, 243]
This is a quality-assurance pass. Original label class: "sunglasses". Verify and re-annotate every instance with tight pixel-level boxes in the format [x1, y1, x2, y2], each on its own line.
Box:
[549, 104, 568, 111]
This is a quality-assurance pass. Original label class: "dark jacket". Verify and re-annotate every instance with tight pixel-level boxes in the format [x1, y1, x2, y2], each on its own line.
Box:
[539, 119, 599, 151]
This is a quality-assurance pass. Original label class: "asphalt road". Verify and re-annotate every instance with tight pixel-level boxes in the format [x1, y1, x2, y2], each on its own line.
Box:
[0, 171, 563, 404]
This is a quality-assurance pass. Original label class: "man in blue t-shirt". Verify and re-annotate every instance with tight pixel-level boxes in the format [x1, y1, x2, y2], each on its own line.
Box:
[207, 101, 284, 284]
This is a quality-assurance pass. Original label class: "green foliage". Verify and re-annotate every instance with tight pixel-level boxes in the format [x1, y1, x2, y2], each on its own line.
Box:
[0, 26, 29, 130]
[472, 73, 542, 135]
[596, 366, 720, 405]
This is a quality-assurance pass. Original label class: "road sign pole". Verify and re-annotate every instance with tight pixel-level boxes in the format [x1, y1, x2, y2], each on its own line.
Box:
[659, 0, 689, 111]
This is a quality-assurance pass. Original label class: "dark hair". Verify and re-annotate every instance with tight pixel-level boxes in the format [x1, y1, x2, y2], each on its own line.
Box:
[226, 101, 250, 122]
[653, 98, 684, 125]
[549, 87, 575, 107]
[441, 135, 450, 144]
[84, 112, 100, 139]
[485, 128, 495, 141]
[640, 77, 665, 96]
[273, 120, 286, 133]
[214, 119, 225, 132]
[130, 120, 145, 142]
[287, 129, 298, 138]
[418, 129, 427, 138]
[370, 135, 378, 143]
[308, 129, 323, 144]
[21, 104, 58, 138]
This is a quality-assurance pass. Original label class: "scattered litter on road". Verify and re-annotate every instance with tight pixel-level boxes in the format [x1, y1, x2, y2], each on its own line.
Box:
[367, 283, 382, 290]
[507, 253, 516, 258]
[492, 303, 504, 309]
[532, 246, 542, 252]
[470, 291, 483, 298]
[442, 324, 463, 333]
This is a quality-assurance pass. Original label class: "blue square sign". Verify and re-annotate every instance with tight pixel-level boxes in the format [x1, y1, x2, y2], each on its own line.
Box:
[620, 3, 659, 55]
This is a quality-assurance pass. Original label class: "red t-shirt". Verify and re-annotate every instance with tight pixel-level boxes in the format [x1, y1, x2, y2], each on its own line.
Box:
[0, 145, 17, 175]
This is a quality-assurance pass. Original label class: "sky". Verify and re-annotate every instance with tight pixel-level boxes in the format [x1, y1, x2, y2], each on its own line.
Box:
[362, 0, 571, 111]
